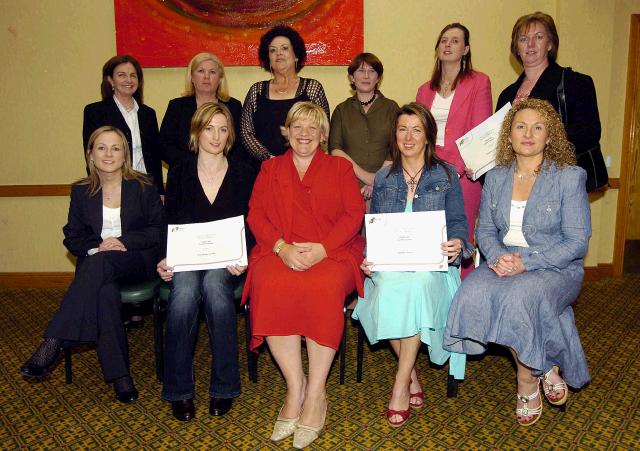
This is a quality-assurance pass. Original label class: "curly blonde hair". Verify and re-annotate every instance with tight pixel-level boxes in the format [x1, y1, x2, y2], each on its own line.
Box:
[496, 98, 576, 171]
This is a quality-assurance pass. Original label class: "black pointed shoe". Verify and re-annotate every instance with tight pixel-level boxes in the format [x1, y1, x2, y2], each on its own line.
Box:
[113, 376, 139, 404]
[209, 397, 233, 416]
[172, 399, 195, 421]
[20, 338, 62, 378]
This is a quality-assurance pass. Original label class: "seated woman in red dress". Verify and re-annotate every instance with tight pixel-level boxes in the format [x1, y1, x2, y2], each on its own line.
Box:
[243, 101, 365, 449]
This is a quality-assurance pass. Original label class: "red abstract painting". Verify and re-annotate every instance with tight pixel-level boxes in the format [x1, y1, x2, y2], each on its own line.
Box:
[114, 0, 364, 67]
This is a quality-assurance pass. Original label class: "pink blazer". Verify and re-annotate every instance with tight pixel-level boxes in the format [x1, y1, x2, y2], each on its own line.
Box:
[416, 71, 492, 174]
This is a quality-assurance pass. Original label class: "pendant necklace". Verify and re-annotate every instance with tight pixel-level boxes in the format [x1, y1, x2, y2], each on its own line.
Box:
[403, 165, 424, 191]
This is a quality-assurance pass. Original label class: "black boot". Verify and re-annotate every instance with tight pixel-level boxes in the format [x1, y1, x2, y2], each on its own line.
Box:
[20, 337, 63, 378]
[113, 375, 138, 403]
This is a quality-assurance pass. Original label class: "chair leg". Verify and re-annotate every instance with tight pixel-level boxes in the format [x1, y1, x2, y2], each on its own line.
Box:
[153, 295, 164, 383]
[64, 346, 72, 384]
[447, 375, 460, 398]
[245, 303, 258, 383]
[339, 308, 347, 385]
[356, 322, 364, 383]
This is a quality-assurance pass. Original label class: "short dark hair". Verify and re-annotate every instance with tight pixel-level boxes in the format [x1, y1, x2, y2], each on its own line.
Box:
[347, 53, 384, 90]
[100, 55, 144, 103]
[258, 25, 307, 72]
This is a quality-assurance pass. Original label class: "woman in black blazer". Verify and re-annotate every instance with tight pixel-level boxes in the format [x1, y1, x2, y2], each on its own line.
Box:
[495, 12, 604, 190]
[159, 52, 255, 176]
[156, 103, 253, 421]
[83, 55, 164, 196]
[21, 126, 163, 403]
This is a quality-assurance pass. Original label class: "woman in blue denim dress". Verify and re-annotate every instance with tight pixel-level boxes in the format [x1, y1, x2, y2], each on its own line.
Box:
[353, 103, 473, 427]
[444, 99, 591, 427]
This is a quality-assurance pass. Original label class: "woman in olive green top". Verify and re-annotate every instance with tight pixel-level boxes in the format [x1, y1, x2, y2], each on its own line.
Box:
[329, 53, 399, 202]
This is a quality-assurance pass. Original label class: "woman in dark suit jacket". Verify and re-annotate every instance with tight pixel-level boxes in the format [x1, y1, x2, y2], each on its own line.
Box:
[83, 55, 164, 196]
[21, 126, 163, 403]
[495, 12, 603, 190]
[159, 52, 253, 175]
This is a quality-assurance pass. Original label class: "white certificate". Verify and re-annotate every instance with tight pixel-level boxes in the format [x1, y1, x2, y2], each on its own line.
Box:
[166, 215, 247, 272]
[365, 211, 448, 272]
[456, 102, 511, 180]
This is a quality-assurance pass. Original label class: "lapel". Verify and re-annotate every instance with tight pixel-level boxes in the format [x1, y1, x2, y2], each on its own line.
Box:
[87, 186, 104, 237]
[273, 151, 295, 238]
[498, 164, 516, 227]
[448, 75, 473, 122]
[421, 84, 437, 109]
[529, 62, 562, 102]
[106, 97, 131, 136]
[119, 179, 134, 233]
[522, 162, 555, 226]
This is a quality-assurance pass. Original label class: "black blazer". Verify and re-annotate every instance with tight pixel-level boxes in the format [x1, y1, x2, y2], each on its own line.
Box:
[63, 179, 164, 278]
[83, 98, 164, 194]
[496, 61, 601, 154]
[162, 154, 255, 259]
[159, 95, 254, 174]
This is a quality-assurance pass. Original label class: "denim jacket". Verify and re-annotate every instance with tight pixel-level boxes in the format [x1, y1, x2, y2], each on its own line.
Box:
[370, 163, 473, 261]
[477, 162, 591, 280]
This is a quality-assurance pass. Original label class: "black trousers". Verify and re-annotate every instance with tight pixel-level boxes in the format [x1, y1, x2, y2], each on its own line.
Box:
[45, 251, 146, 382]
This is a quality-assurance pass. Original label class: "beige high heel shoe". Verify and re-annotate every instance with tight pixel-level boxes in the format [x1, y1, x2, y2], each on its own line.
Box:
[292, 401, 327, 449]
[270, 405, 299, 442]
[516, 385, 543, 427]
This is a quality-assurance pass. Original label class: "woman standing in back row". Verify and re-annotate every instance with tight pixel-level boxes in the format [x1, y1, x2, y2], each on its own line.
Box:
[416, 23, 492, 279]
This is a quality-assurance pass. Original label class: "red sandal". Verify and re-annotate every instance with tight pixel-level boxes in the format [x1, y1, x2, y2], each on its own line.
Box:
[409, 368, 424, 409]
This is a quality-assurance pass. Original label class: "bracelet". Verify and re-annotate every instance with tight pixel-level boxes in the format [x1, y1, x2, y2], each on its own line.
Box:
[273, 239, 286, 255]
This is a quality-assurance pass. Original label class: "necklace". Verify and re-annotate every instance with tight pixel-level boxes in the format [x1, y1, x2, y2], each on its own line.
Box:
[359, 92, 377, 106]
[402, 165, 424, 191]
[273, 77, 298, 94]
[515, 165, 537, 180]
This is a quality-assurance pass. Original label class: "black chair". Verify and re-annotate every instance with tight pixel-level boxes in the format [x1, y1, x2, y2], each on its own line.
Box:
[63, 278, 161, 384]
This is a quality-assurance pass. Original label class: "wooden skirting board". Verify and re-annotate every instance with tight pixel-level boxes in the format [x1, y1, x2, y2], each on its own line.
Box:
[0, 265, 617, 288]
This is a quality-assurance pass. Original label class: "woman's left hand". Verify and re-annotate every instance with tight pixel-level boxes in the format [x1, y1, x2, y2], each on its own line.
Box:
[441, 238, 464, 263]
[226, 264, 247, 276]
[500, 252, 526, 276]
[98, 237, 127, 252]
[464, 166, 475, 180]
[292, 242, 327, 268]
[360, 185, 373, 201]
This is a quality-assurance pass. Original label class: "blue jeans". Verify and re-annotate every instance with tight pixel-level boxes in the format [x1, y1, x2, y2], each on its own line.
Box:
[162, 269, 241, 401]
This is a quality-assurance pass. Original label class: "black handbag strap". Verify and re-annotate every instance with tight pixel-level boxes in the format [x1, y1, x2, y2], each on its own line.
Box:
[557, 68, 569, 125]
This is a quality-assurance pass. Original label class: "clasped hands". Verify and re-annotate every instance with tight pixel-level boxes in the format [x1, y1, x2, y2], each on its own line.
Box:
[360, 238, 464, 276]
[97, 237, 127, 252]
[279, 242, 327, 271]
[488, 252, 525, 277]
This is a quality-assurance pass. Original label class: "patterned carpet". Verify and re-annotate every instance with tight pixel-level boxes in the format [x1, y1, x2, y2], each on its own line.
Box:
[1, 275, 639, 450]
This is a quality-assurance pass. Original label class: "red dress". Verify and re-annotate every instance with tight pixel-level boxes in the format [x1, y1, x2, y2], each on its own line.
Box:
[243, 149, 365, 351]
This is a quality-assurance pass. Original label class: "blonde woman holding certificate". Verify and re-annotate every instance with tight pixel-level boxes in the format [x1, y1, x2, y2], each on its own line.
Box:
[353, 103, 473, 428]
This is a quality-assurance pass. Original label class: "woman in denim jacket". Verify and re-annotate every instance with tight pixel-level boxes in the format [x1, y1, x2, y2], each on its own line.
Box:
[353, 103, 473, 427]
[444, 99, 591, 427]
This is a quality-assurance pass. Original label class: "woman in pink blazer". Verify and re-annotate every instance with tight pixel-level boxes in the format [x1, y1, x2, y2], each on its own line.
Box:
[416, 23, 492, 278]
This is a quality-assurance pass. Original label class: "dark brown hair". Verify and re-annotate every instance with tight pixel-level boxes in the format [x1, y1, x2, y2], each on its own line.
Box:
[347, 53, 384, 90]
[388, 103, 451, 180]
[100, 55, 144, 103]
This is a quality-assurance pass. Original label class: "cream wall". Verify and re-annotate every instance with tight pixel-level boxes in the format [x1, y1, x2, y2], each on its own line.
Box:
[1, 0, 638, 272]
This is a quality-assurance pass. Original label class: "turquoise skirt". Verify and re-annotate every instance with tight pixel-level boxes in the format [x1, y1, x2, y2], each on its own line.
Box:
[352, 267, 466, 379]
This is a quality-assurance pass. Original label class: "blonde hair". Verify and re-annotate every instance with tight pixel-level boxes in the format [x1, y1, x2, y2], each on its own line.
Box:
[282, 101, 329, 150]
[496, 98, 576, 171]
[79, 126, 149, 196]
[189, 102, 235, 155]
[183, 52, 230, 101]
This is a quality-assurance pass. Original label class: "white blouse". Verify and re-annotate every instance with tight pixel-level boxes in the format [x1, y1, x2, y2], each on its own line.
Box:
[113, 95, 146, 174]
[431, 91, 455, 147]
[101, 206, 122, 240]
[502, 200, 529, 248]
